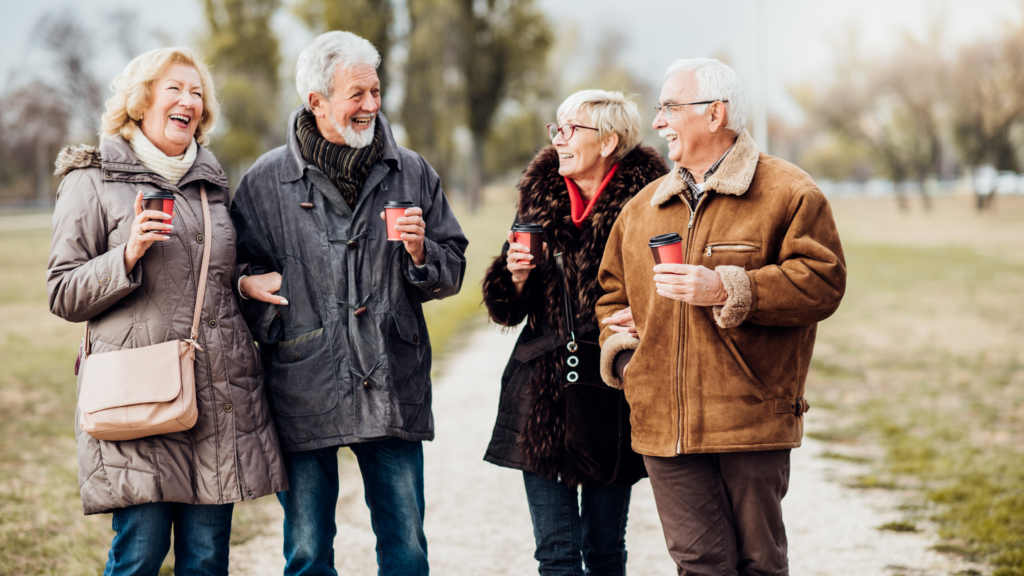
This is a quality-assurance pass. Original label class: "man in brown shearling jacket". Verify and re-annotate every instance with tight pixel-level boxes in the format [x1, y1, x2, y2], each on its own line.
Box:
[596, 58, 846, 575]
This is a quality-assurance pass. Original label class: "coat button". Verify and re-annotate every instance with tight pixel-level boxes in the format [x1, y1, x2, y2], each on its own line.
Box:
[209, 319, 217, 328]
[197, 234, 205, 244]
[412, 334, 419, 343]
[363, 380, 370, 388]
[432, 288, 440, 293]
[224, 404, 233, 413]
[354, 307, 366, 316]
[104, 171, 112, 178]
[248, 491, 254, 498]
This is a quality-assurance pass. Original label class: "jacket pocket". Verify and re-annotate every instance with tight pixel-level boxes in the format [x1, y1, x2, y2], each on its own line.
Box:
[266, 327, 338, 417]
[704, 241, 761, 258]
[383, 313, 428, 404]
[715, 325, 770, 399]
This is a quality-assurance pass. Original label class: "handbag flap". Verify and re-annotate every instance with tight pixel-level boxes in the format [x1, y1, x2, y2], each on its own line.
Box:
[78, 340, 186, 413]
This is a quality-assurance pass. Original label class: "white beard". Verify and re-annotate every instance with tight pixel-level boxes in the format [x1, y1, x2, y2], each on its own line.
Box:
[330, 112, 376, 149]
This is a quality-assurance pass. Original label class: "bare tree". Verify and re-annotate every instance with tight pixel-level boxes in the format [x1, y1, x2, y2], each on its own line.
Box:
[35, 11, 104, 139]
[455, 0, 552, 212]
[107, 8, 141, 61]
[950, 35, 1024, 210]
[1, 82, 70, 202]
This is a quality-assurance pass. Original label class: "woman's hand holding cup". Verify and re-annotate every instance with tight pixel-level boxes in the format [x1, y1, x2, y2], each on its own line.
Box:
[125, 191, 173, 270]
[505, 231, 546, 298]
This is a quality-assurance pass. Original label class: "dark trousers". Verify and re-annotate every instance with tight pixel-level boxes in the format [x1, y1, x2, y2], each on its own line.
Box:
[643, 450, 790, 576]
[522, 472, 632, 576]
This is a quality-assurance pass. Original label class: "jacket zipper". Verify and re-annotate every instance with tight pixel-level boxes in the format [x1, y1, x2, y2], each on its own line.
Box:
[678, 192, 710, 454]
[705, 243, 758, 257]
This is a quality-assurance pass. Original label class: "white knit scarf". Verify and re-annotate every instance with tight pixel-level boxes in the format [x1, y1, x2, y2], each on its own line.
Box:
[129, 130, 198, 186]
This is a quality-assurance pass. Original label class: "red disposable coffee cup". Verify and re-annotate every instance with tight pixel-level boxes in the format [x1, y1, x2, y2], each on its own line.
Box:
[649, 233, 684, 265]
[511, 223, 544, 266]
[384, 201, 417, 241]
[142, 190, 175, 236]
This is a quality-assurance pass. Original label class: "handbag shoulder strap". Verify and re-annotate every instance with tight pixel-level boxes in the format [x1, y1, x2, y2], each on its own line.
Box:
[554, 252, 576, 349]
[83, 183, 213, 356]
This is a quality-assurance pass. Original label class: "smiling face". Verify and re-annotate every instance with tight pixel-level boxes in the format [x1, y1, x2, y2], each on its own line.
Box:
[653, 70, 706, 167]
[309, 63, 381, 148]
[138, 63, 204, 157]
[553, 110, 607, 181]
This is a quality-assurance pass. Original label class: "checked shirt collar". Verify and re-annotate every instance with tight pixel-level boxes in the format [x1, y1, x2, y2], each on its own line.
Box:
[678, 143, 734, 208]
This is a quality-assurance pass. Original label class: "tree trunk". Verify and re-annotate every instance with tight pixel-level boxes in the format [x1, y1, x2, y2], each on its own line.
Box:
[467, 131, 484, 213]
[894, 181, 909, 212]
[917, 177, 932, 212]
[36, 138, 51, 205]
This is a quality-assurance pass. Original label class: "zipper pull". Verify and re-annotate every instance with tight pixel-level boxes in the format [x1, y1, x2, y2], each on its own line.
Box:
[688, 211, 696, 229]
[706, 246, 713, 257]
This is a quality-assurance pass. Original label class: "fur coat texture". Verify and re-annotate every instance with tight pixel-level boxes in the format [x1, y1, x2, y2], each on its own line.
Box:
[482, 144, 667, 485]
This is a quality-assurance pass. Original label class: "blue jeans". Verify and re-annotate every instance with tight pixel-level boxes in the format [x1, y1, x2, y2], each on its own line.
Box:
[278, 438, 428, 576]
[103, 502, 234, 576]
[523, 472, 631, 576]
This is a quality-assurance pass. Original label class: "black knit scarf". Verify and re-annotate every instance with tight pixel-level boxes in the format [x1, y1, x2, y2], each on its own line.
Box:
[296, 109, 385, 208]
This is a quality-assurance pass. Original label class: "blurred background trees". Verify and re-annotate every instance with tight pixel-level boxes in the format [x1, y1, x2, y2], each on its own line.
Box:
[5, 0, 1024, 212]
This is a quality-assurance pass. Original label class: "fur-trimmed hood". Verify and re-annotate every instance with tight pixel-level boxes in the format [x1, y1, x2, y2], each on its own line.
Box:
[481, 143, 667, 485]
[54, 144, 102, 178]
[650, 129, 760, 207]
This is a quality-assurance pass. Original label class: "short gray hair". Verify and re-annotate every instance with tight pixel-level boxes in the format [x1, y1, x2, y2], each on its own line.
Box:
[295, 31, 380, 111]
[556, 89, 642, 164]
[663, 58, 746, 134]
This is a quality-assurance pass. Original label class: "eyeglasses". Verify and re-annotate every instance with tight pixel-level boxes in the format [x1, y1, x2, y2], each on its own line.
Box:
[653, 100, 729, 119]
[547, 123, 598, 141]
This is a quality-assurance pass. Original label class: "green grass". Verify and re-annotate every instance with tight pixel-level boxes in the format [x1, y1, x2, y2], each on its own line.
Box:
[0, 197, 513, 575]
[807, 236, 1024, 575]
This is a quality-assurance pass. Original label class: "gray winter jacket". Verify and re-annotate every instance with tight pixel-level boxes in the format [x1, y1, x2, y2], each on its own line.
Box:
[47, 136, 287, 515]
[230, 108, 468, 452]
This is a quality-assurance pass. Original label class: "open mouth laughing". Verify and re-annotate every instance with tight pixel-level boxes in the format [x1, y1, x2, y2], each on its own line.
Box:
[352, 114, 375, 129]
[169, 114, 191, 129]
[659, 128, 678, 143]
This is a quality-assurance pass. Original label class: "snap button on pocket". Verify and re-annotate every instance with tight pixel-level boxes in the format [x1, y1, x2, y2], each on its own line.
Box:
[363, 380, 370, 388]
[209, 319, 217, 328]
[197, 234, 204, 244]
[412, 334, 419, 343]
[224, 404, 233, 413]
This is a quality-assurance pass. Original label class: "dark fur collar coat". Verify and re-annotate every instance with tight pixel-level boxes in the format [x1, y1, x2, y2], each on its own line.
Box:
[482, 144, 667, 485]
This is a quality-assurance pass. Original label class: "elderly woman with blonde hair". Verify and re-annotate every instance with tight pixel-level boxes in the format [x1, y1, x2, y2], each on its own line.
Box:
[47, 47, 285, 575]
[481, 90, 667, 575]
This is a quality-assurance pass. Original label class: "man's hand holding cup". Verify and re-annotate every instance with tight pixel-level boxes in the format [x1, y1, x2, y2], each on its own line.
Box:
[653, 263, 728, 307]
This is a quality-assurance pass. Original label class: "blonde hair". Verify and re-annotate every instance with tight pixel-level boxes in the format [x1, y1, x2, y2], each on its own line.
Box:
[556, 89, 642, 164]
[100, 47, 219, 146]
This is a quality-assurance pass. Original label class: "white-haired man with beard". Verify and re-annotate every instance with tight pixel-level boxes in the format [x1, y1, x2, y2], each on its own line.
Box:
[230, 31, 467, 575]
[596, 58, 846, 575]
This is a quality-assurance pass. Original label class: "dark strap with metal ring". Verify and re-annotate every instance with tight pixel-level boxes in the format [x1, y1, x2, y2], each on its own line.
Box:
[554, 252, 577, 352]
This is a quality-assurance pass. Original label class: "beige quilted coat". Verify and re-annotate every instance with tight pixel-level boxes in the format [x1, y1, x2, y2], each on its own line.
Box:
[47, 137, 287, 515]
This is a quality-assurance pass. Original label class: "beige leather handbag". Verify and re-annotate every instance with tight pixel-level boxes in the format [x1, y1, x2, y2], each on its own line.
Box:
[77, 184, 212, 442]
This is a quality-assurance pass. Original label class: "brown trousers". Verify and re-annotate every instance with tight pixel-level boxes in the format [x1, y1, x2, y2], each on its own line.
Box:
[644, 450, 790, 576]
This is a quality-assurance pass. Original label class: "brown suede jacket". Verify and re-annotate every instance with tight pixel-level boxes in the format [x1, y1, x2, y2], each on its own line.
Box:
[596, 130, 846, 457]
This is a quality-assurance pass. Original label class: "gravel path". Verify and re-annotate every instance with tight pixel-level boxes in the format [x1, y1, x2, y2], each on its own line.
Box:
[231, 324, 984, 575]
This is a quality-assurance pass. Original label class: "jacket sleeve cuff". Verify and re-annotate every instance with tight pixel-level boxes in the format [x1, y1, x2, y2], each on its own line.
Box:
[600, 331, 640, 389]
[713, 265, 753, 328]
[403, 238, 440, 289]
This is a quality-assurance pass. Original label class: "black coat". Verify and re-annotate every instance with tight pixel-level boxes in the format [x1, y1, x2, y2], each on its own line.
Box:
[482, 144, 668, 485]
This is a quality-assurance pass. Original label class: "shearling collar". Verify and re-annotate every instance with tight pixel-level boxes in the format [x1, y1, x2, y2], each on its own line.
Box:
[651, 129, 760, 207]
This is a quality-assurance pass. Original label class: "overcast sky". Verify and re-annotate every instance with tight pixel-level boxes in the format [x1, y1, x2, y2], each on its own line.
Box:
[2, 0, 1021, 123]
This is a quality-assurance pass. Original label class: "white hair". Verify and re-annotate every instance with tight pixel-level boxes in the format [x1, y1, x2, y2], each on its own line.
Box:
[663, 58, 746, 134]
[295, 31, 381, 111]
[556, 89, 642, 164]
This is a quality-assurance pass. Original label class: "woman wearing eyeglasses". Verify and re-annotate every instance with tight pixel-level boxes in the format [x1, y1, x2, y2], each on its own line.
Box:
[481, 90, 667, 575]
